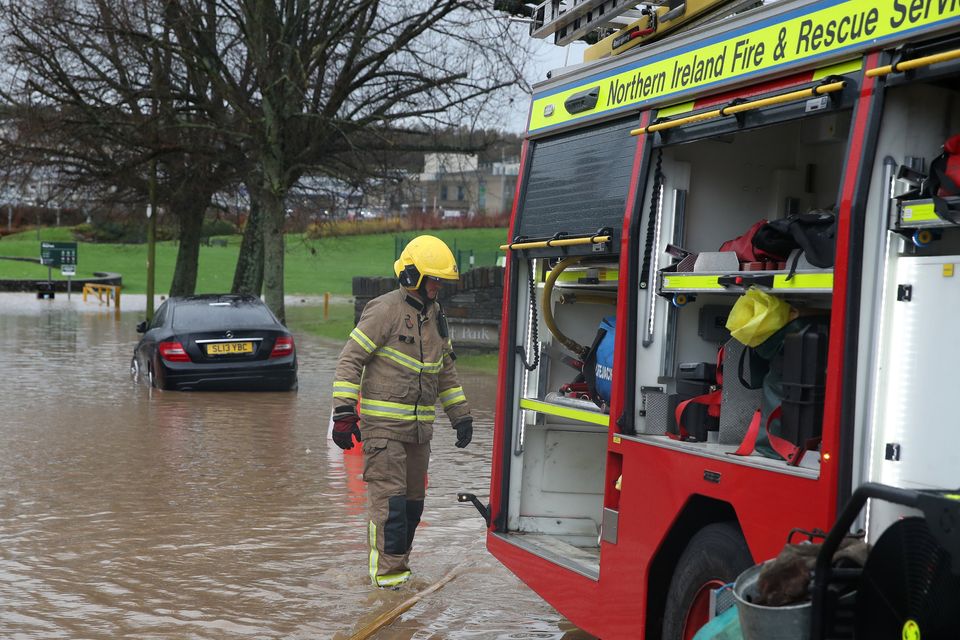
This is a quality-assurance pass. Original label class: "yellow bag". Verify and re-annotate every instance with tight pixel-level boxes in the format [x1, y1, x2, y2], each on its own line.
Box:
[726, 288, 794, 347]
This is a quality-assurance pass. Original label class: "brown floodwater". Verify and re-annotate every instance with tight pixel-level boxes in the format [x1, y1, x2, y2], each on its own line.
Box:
[0, 294, 595, 639]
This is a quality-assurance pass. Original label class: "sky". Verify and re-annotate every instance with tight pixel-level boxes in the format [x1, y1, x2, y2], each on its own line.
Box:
[506, 33, 588, 133]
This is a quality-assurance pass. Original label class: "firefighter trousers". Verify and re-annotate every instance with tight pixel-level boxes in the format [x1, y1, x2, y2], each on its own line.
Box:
[362, 437, 430, 587]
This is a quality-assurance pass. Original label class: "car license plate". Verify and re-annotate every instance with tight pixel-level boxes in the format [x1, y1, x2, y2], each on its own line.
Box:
[206, 341, 254, 356]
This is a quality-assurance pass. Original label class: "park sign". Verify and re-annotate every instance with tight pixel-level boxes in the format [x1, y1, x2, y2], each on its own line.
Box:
[527, 0, 960, 133]
[40, 241, 78, 268]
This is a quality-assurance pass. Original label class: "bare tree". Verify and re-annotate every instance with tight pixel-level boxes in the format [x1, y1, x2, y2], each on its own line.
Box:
[168, 0, 529, 321]
[1, 0, 528, 317]
[0, 0, 247, 296]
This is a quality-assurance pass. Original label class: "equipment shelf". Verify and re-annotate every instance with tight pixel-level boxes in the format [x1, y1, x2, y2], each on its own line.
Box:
[519, 397, 610, 427]
[623, 433, 821, 479]
[657, 269, 834, 296]
[552, 263, 620, 289]
[896, 196, 960, 229]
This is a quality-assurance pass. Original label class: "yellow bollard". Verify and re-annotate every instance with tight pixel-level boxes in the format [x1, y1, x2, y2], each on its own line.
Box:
[324, 291, 330, 321]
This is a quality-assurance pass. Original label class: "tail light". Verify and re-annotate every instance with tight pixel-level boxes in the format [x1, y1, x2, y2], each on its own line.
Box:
[158, 340, 191, 362]
[270, 335, 295, 358]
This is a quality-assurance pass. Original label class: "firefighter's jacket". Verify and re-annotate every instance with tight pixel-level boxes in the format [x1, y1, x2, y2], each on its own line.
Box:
[332, 288, 470, 444]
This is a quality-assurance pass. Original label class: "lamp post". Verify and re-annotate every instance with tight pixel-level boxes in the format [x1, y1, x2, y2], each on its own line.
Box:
[145, 22, 163, 322]
[146, 171, 157, 320]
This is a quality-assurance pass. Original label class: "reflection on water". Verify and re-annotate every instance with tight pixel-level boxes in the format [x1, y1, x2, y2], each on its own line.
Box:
[0, 295, 595, 639]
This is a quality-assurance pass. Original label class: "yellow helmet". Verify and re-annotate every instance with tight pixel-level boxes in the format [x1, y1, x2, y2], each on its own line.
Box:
[394, 235, 459, 289]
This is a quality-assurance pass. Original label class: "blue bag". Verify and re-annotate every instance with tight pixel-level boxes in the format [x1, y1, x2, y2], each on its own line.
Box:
[584, 316, 616, 406]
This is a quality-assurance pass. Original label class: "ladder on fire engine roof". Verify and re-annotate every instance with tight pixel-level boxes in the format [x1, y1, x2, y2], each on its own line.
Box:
[528, 0, 763, 47]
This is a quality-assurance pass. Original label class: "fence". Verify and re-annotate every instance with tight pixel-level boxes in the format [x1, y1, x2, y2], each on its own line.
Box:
[352, 266, 504, 351]
[393, 236, 502, 273]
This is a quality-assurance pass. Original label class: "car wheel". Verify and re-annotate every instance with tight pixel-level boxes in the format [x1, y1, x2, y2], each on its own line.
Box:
[661, 522, 753, 640]
[130, 357, 140, 383]
[146, 363, 156, 388]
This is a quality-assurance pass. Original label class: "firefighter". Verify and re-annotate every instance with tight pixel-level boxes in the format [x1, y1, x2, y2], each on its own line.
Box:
[330, 235, 473, 588]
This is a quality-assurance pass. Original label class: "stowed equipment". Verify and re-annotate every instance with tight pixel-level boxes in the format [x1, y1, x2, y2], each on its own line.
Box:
[810, 483, 960, 640]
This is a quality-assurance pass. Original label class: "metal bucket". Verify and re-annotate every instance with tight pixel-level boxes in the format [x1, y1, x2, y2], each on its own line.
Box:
[733, 563, 811, 640]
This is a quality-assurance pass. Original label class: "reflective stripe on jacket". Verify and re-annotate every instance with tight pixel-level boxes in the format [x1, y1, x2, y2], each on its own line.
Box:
[332, 288, 470, 443]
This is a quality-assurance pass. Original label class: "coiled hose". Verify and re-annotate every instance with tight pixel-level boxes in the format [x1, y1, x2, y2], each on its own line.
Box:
[542, 256, 590, 358]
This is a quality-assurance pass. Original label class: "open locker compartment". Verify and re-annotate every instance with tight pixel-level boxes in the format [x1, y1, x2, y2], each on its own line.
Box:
[501, 256, 617, 579]
[631, 106, 853, 475]
[498, 117, 638, 578]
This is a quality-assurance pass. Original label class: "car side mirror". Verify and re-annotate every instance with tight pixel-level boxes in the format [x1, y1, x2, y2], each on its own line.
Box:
[136, 320, 148, 334]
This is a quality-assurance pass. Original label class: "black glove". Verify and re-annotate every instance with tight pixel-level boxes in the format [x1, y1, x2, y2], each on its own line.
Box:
[453, 417, 473, 448]
[331, 405, 362, 450]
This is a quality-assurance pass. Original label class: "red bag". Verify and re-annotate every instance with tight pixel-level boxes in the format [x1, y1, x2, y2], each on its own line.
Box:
[719, 219, 768, 262]
[931, 134, 960, 197]
[925, 134, 960, 222]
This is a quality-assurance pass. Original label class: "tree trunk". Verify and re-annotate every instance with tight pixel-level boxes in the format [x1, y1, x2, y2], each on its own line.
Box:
[231, 186, 264, 296]
[261, 186, 286, 324]
[168, 193, 207, 296]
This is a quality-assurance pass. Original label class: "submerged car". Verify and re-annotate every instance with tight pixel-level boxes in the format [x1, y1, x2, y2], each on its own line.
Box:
[131, 294, 298, 391]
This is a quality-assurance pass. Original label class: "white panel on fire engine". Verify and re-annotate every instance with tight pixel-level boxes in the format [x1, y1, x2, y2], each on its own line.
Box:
[541, 430, 607, 495]
[852, 81, 960, 495]
[872, 255, 960, 494]
[515, 423, 606, 549]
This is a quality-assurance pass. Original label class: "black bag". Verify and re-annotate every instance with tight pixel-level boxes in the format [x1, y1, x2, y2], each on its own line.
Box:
[736, 326, 786, 459]
[752, 210, 837, 276]
[780, 322, 829, 448]
[735, 317, 829, 462]
[668, 360, 721, 442]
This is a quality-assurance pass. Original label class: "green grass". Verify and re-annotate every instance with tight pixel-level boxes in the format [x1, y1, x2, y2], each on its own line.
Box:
[285, 302, 357, 344]
[0, 226, 508, 295]
[453, 352, 499, 374]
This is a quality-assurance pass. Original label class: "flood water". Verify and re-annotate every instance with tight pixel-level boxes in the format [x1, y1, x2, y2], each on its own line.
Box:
[0, 294, 595, 639]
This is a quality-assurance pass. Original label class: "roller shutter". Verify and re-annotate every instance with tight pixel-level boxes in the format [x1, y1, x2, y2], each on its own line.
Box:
[516, 117, 637, 253]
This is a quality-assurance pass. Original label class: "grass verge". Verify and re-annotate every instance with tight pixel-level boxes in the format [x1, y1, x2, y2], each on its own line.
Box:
[0, 227, 508, 295]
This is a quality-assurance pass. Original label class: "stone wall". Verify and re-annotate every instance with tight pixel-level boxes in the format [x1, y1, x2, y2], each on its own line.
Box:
[352, 266, 504, 351]
[0, 270, 122, 292]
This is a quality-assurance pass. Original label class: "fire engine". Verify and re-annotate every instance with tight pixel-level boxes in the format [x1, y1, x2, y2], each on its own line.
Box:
[462, 0, 960, 638]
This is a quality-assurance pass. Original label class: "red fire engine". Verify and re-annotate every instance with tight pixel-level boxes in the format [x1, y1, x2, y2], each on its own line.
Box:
[464, 0, 960, 638]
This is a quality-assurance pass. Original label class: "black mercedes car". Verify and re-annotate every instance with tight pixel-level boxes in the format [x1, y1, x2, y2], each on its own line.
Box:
[131, 294, 298, 391]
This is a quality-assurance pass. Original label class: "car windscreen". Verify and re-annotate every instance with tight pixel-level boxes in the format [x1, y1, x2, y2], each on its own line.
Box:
[171, 302, 276, 332]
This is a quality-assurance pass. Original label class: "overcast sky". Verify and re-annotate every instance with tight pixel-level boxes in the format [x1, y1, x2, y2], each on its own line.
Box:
[506, 33, 587, 133]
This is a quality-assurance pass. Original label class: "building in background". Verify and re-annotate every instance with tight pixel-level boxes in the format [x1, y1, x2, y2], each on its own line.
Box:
[245, 147, 522, 229]
[479, 157, 521, 216]
[416, 152, 519, 217]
